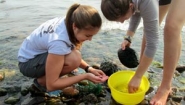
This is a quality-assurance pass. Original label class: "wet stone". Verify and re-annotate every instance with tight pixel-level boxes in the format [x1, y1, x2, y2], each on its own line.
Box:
[1, 63, 185, 105]
[4, 96, 20, 105]
[62, 86, 79, 96]
[2, 84, 21, 93]
[78, 80, 89, 85]
[167, 99, 180, 105]
[145, 87, 154, 95]
[169, 87, 178, 98]
[176, 66, 185, 73]
[21, 85, 30, 96]
[139, 99, 149, 105]
[100, 61, 120, 76]
[171, 96, 183, 103]
[61, 97, 74, 103]
[21, 96, 45, 105]
[0, 88, 7, 96]
[46, 98, 63, 105]
[82, 93, 98, 104]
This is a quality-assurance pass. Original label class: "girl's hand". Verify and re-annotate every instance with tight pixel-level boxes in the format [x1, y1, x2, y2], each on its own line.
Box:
[88, 67, 109, 82]
[128, 75, 141, 93]
[88, 67, 106, 76]
[121, 40, 131, 50]
[86, 73, 106, 83]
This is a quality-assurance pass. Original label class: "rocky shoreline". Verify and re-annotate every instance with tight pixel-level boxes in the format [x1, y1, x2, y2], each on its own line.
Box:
[1, 61, 185, 105]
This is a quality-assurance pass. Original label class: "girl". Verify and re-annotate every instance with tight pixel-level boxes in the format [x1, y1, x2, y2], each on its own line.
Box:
[18, 3, 108, 96]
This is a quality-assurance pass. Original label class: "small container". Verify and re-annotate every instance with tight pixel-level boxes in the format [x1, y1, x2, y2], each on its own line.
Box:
[108, 70, 150, 105]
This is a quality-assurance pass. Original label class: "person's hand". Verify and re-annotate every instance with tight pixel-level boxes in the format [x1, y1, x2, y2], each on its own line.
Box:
[88, 68, 109, 82]
[88, 67, 106, 76]
[128, 75, 142, 93]
[121, 39, 131, 50]
[86, 73, 108, 83]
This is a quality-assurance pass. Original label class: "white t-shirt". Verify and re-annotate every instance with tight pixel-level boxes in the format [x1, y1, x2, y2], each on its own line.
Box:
[18, 17, 74, 62]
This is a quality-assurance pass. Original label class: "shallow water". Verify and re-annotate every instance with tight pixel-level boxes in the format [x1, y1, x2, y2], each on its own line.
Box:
[0, 1, 185, 104]
[0, 0, 185, 70]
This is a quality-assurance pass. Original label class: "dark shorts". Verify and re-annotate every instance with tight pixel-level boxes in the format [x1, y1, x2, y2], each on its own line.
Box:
[18, 53, 48, 78]
[159, 0, 171, 5]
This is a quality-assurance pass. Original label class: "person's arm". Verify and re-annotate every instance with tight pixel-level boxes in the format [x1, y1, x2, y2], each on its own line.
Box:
[128, 0, 159, 93]
[136, 0, 159, 77]
[127, 12, 141, 36]
[45, 54, 103, 91]
[79, 59, 106, 76]
[79, 59, 90, 71]
[121, 12, 141, 50]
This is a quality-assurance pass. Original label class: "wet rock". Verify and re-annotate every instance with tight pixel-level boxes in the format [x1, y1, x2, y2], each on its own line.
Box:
[176, 66, 185, 73]
[167, 99, 180, 105]
[139, 99, 149, 105]
[171, 96, 183, 103]
[145, 87, 154, 95]
[150, 67, 163, 73]
[21, 96, 45, 105]
[152, 61, 163, 68]
[177, 76, 185, 84]
[61, 97, 74, 103]
[46, 98, 63, 105]
[78, 103, 85, 105]
[92, 64, 100, 69]
[97, 90, 107, 97]
[109, 97, 122, 105]
[168, 87, 178, 98]
[1, 84, 21, 93]
[20, 81, 30, 96]
[1, 62, 185, 105]
[0, 88, 7, 96]
[98, 97, 106, 101]
[62, 86, 79, 96]
[21, 85, 30, 96]
[174, 71, 181, 77]
[100, 61, 120, 76]
[82, 93, 98, 104]
[4, 96, 20, 105]
[156, 65, 185, 73]
[78, 80, 88, 85]
[29, 84, 48, 97]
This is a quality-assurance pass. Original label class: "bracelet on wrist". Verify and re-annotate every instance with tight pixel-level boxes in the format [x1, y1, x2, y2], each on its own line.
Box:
[84, 66, 90, 72]
[124, 35, 133, 43]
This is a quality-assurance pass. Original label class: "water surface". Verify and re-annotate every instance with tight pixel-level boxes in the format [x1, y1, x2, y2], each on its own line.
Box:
[0, 0, 185, 70]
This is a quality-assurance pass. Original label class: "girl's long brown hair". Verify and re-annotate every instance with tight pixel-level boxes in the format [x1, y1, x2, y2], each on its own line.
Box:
[65, 3, 102, 50]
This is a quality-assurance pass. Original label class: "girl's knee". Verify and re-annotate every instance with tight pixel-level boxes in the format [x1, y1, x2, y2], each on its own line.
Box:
[64, 50, 81, 67]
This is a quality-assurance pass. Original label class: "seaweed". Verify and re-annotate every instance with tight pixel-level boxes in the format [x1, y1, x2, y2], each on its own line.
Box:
[76, 81, 102, 96]
[100, 59, 120, 76]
